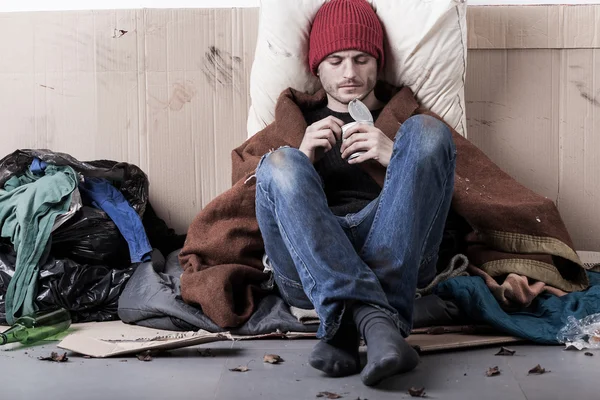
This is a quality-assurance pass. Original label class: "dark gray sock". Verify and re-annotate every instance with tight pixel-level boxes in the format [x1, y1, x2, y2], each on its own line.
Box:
[308, 323, 360, 377]
[353, 304, 419, 386]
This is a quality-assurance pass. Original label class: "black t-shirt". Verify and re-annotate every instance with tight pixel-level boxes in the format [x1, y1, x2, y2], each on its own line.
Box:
[303, 106, 383, 216]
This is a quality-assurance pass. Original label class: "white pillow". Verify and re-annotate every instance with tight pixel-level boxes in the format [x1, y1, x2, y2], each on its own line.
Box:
[247, 0, 467, 138]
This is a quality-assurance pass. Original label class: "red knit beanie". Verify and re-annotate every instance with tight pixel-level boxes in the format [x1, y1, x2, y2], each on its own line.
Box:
[309, 0, 384, 76]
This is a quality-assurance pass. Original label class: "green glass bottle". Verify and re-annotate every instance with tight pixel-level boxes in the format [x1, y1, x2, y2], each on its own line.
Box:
[0, 308, 71, 345]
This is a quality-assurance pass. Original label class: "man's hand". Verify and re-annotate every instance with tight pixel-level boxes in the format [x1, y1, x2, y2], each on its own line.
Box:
[299, 116, 344, 164]
[341, 123, 394, 167]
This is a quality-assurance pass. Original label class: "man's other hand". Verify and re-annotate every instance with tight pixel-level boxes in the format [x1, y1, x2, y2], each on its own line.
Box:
[299, 116, 344, 164]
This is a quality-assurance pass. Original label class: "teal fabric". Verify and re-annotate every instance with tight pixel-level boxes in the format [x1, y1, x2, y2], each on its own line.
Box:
[0, 165, 78, 324]
[435, 271, 600, 344]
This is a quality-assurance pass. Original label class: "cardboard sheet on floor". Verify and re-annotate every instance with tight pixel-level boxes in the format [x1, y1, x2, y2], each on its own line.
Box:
[56, 322, 317, 358]
[52, 321, 523, 358]
[407, 332, 523, 353]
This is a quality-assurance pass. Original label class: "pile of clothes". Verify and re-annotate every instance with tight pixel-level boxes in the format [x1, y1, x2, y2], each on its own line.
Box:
[0, 149, 185, 324]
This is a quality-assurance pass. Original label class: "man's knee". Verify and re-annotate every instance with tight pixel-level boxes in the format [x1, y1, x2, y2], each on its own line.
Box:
[395, 115, 455, 161]
[256, 147, 310, 192]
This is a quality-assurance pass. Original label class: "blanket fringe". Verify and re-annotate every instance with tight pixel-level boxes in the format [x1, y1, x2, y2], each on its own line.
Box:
[416, 254, 470, 297]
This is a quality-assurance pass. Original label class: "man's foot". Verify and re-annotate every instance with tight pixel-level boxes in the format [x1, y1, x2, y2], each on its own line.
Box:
[308, 324, 360, 377]
[353, 304, 419, 386]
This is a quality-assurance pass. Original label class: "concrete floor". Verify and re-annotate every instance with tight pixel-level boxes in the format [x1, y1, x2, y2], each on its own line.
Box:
[1, 338, 598, 400]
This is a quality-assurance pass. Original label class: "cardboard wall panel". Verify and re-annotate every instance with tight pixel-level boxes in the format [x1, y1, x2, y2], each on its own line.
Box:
[558, 49, 600, 250]
[465, 49, 560, 201]
[144, 8, 200, 231]
[0, 73, 37, 150]
[93, 11, 142, 165]
[0, 8, 258, 233]
[0, 14, 37, 152]
[142, 8, 258, 231]
[0, 11, 143, 163]
[467, 5, 600, 49]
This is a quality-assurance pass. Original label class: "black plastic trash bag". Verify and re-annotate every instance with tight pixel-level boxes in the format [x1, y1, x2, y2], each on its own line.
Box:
[51, 206, 131, 267]
[51, 204, 185, 268]
[0, 149, 149, 267]
[0, 149, 149, 215]
[0, 149, 186, 322]
[0, 243, 135, 323]
[0, 149, 185, 266]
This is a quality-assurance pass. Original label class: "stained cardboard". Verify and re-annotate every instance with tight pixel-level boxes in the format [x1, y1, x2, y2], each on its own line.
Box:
[0, 9, 258, 235]
[467, 5, 600, 49]
[1, 320, 523, 357]
[0, 5, 598, 251]
[52, 321, 522, 358]
[465, 6, 600, 251]
[407, 333, 523, 354]
[465, 49, 560, 202]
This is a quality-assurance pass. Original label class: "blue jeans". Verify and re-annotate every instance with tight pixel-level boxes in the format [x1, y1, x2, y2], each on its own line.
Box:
[255, 115, 456, 341]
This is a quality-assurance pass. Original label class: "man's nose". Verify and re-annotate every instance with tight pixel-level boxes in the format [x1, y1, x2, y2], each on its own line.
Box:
[342, 60, 358, 79]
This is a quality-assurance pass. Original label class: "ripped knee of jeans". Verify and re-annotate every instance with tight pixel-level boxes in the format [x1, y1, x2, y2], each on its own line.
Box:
[258, 145, 292, 168]
[244, 146, 293, 186]
[255, 146, 295, 182]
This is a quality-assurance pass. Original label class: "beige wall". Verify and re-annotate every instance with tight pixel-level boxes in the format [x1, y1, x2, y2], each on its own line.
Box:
[0, 6, 598, 250]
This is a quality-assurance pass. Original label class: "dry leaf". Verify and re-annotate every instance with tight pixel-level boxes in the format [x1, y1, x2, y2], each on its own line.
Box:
[495, 347, 516, 356]
[136, 351, 153, 362]
[408, 387, 427, 397]
[229, 366, 250, 372]
[38, 352, 69, 362]
[198, 349, 215, 357]
[264, 354, 283, 364]
[585, 352, 594, 357]
[316, 392, 342, 399]
[229, 359, 254, 372]
[528, 364, 549, 375]
[486, 366, 501, 377]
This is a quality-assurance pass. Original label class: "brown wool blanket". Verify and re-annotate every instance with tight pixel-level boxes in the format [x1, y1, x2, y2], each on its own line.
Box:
[179, 83, 587, 328]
